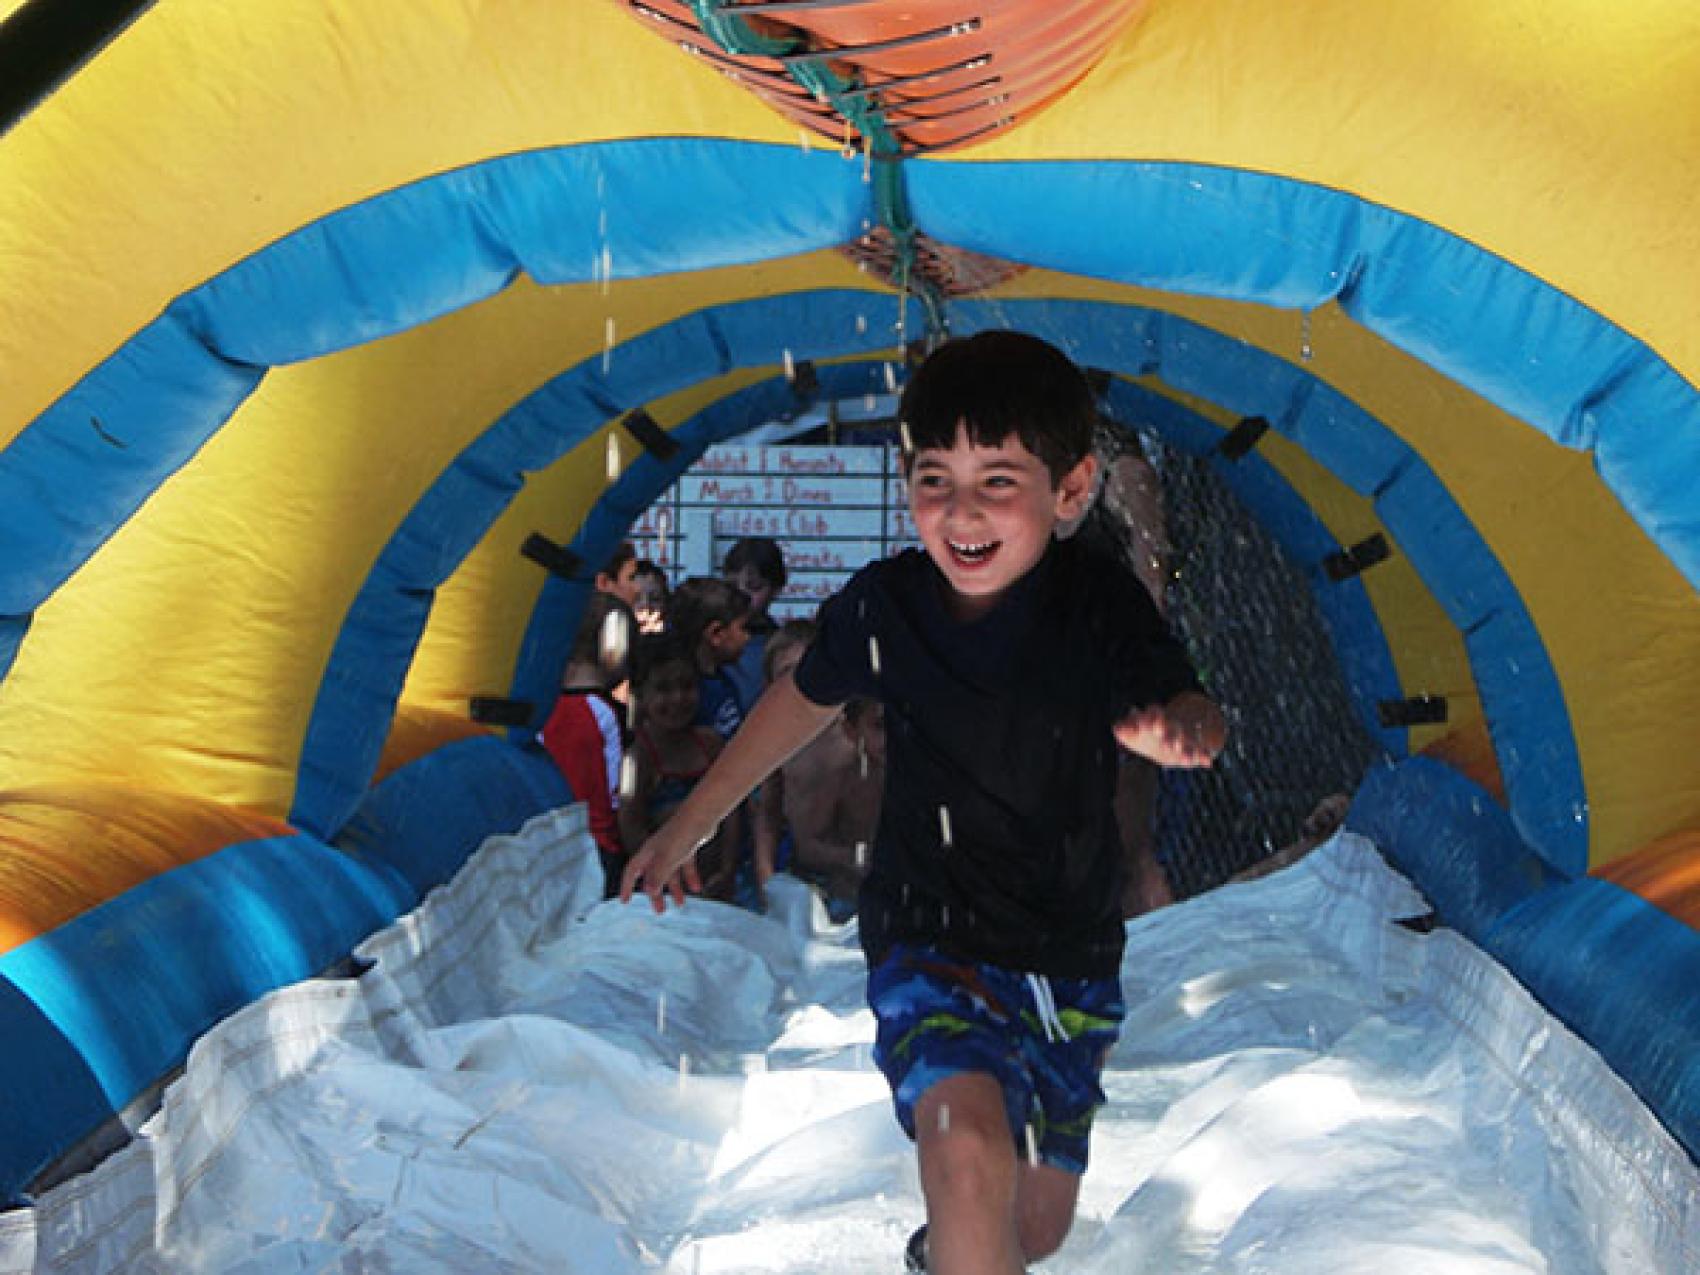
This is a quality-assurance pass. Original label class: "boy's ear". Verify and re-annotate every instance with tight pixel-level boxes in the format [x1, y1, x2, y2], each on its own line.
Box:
[1054, 453, 1098, 523]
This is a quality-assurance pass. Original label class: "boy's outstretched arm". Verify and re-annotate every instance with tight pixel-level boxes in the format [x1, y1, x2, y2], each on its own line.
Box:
[620, 673, 842, 911]
[1114, 689, 1227, 769]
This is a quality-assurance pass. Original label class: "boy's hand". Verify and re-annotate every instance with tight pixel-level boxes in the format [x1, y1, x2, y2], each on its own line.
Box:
[1115, 691, 1226, 768]
[620, 823, 707, 912]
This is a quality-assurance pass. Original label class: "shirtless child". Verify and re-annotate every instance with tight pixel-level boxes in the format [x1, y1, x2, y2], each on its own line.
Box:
[752, 621, 883, 920]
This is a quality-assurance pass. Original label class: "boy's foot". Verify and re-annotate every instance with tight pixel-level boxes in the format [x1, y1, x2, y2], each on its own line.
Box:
[903, 1223, 1034, 1274]
[904, 1224, 928, 1272]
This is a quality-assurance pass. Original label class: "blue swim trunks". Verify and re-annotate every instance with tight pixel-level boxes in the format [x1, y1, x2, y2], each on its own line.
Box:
[867, 944, 1125, 1175]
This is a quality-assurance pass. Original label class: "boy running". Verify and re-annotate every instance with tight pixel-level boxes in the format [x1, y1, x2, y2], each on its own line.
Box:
[623, 330, 1226, 1273]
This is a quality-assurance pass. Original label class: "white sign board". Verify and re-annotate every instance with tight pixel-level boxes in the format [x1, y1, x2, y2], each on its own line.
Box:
[627, 444, 918, 619]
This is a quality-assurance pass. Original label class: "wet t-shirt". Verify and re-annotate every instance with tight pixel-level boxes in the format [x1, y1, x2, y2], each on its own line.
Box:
[793, 537, 1201, 979]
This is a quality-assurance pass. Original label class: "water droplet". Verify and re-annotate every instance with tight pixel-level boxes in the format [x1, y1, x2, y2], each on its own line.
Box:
[1300, 310, 1314, 363]
[899, 420, 914, 453]
[868, 635, 882, 675]
[798, 128, 812, 153]
[938, 1105, 951, 1134]
[855, 314, 868, 335]
[599, 244, 613, 297]
[605, 432, 621, 482]
[883, 363, 898, 393]
[855, 841, 868, 868]
[678, 1054, 691, 1091]
[938, 805, 954, 848]
[657, 992, 667, 1035]
[603, 316, 617, 373]
[601, 608, 631, 667]
[1024, 1123, 1039, 1165]
[782, 348, 796, 382]
[618, 753, 638, 801]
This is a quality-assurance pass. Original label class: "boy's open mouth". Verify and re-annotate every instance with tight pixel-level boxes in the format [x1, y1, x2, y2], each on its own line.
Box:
[947, 538, 1000, 568]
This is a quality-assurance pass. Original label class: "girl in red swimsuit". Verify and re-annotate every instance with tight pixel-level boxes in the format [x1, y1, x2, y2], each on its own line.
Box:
[619, 635, 742, 900]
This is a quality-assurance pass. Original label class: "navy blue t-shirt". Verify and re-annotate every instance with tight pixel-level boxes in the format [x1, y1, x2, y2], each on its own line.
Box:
[696, 667, 745, 741]
[794, 537, 1200, 978]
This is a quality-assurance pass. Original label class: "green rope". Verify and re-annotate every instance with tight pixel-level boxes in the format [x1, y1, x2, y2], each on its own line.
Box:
[683, 1, 948, 343]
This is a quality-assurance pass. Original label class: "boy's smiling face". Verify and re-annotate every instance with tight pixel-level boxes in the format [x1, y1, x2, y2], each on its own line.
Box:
[907, 421, 1095, 621]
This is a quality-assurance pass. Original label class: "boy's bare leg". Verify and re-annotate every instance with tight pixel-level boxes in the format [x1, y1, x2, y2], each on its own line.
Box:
[1116, 755, 1171, 918]
[914, 1075, 1026, 1274]
[1014, 1159, 1081, 1263]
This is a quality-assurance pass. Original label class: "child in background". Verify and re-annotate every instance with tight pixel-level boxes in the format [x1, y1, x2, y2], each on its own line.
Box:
[594, 541, 641, 608]
[619, 634, 741, 901]
[721, 536, 787, 713]
[624, 330, 1226, 1274]
[632, 558, 670, 634]
[667, 576, 752, 741]
[752, 620, 882, 921]
[1061, 424, 1178, 919]
[538, 591, 634, 896]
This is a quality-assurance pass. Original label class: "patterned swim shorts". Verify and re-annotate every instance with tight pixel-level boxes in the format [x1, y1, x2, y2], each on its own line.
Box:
[867, 943, 1125, 1175]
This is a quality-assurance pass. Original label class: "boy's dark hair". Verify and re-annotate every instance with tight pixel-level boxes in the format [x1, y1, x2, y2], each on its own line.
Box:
[723, 537, 788, 591]
[633, 558, 668, 589]
[599, 541, 636, 580]
[669, 576, 751, 656]
[898, 330, 1096, 484]
[762, 618, 817, 684]
[629, 631, 694, 690]
[567, 591, 636, 676]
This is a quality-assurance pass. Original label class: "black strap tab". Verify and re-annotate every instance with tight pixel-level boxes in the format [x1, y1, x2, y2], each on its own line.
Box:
[1083, 366, 1114, 397]
[1216, 415, 1270, 461]
[790, 359, 820, 399]
[470, 696, 537, 728]
[620, 407, 680, 460]
[520, 533, 582, 580]
[1323, 532, 1392, 581]
[0, 0, 153, 133]
[1377, 695, 1448, 728]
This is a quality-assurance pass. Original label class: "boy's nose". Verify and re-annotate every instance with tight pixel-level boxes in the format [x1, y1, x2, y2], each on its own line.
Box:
[945, 490, 981, 520]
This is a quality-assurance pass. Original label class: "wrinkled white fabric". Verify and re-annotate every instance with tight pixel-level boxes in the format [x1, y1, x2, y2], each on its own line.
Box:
[2, 809, 1695, 1273]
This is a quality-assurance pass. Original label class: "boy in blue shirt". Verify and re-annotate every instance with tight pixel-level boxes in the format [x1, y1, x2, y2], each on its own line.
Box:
[624, 330, 1226, 1274]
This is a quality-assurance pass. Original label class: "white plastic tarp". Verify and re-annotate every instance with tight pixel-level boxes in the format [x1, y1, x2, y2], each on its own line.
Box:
[2, 806, 1696, 1273]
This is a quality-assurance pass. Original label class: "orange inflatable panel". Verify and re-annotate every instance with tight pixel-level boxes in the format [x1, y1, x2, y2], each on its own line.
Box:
[1418, 718, 1507, 805]
[0, 785, 294, 956]
[622, 0, 1151, 153]
[1596, 828, 1700, 931]
[373, 706, 497, 786]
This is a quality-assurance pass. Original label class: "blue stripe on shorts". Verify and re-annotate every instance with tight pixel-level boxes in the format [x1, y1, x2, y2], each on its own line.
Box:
[867, 943, 1125, 1175]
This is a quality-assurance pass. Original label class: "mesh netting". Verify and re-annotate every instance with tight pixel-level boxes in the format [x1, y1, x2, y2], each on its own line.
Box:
[1136, 433, 1383, 898]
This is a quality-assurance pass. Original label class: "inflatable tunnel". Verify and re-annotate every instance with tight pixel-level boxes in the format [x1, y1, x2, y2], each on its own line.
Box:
[1, 0, 1698, 1204]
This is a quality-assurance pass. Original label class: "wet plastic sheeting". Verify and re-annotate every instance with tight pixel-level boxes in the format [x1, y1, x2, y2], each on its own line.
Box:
[2, 809, 1695, 1273]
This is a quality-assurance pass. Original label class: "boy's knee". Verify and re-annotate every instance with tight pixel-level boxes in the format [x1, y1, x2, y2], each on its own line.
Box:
[917, 1097, 1017, 1205]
